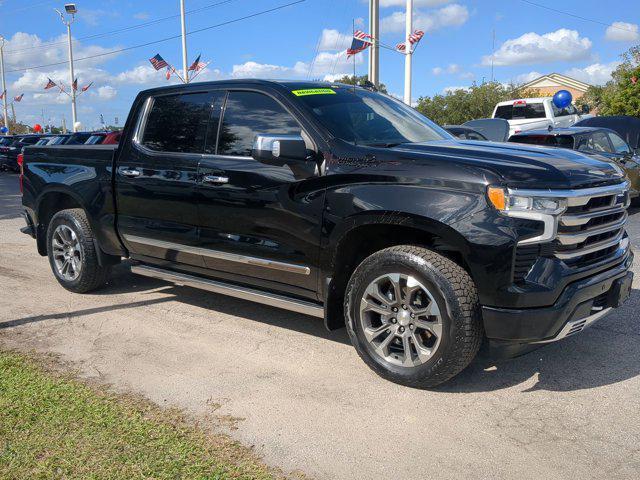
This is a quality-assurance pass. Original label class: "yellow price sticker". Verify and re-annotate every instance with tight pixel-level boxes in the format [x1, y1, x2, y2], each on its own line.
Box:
[291, 88, 337, 96]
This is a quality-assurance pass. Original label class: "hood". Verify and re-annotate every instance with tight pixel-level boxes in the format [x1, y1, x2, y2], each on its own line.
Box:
[394, 139, 626, 189]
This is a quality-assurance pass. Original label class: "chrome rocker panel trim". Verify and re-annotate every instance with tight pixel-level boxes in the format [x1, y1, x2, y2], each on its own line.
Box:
[131, 264, 324, 318]
[123, 234, 311, 275]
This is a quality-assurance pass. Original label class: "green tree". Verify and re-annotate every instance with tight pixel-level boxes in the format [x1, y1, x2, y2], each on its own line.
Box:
[334, 74, 388, 94]
[415, 82, 538, 126]
[579, 45, 640, 116]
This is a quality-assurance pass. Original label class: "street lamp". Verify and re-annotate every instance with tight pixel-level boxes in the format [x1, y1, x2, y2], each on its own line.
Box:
[55, 3, 78, 132]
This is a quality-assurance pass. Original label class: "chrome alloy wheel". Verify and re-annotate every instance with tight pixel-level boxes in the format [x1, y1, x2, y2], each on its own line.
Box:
[52, 224, 82, 281]
[358, 273, 444, 367]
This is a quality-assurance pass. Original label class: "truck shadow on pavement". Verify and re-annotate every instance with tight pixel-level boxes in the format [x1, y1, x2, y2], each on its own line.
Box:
[2, 262, 637, 392]
[0, 172, 23, 220]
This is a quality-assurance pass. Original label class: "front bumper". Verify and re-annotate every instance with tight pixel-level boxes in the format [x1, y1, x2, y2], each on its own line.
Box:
[482, 251, 633, 344]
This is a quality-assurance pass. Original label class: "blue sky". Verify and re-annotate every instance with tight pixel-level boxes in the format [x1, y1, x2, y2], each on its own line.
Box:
[1, 0, 638, 129]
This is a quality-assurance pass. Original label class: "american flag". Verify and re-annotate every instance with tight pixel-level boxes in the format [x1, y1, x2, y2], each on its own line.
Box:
[0, 90, 4, 100]
[149, 54, 169, 71]
[166, 66, 173, 80]
[81, 82, 93, 92]
[396, 30, 425, 52]
[347, 30, 373, 58]
[188, 54, 206, 72]
[72, 78, 78, 91]
[44, 78, 57, 90]
[14, 94, 24, 102]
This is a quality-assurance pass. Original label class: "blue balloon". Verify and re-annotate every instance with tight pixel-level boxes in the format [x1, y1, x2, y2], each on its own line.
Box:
[0, 126, 8, 134]
[553, 90, 573, 109]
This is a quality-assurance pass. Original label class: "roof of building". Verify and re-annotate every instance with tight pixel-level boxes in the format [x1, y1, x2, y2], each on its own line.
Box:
[522, 73, 592, 93]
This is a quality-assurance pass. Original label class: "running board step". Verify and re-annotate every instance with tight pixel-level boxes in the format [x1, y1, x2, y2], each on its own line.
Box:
[131, 264, 325, 318]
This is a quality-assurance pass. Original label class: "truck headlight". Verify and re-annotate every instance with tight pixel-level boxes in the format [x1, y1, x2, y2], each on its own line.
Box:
[487, 186, 567, 244]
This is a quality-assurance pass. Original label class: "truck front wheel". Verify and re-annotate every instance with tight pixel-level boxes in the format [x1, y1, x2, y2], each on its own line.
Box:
[46, 208, 110, 293]
[345, 245, 482, 388]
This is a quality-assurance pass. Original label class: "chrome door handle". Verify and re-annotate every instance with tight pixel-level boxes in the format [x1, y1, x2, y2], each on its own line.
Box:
[120, 168, 141, 178]
[202, 174, 229, 185]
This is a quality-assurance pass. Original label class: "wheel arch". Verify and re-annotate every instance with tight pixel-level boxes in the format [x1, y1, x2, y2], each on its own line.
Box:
[322, 212, 473, 331]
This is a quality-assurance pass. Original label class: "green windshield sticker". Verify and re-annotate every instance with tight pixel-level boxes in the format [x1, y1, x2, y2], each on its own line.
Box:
[291, 88, 337, 96]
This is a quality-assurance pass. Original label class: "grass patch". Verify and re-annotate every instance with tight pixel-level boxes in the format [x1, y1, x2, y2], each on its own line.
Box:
[0, 351, 280, 479]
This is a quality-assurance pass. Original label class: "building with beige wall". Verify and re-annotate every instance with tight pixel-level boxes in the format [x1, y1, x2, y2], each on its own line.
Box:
[521, 73, 591, 100]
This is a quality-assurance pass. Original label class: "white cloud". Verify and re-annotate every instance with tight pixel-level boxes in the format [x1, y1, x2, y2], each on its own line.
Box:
[380, 0, 453, 6]
[432, 63, 460, 75]
[231, 60, 306, 79]
[133, 12, 150, 20]
[483, 29, 592, 66]
[605, 22, 640, 42]
[318, 29, 353, 51]
[443, 86, 470, 94]
[381, 3, 469, 33]
[2, 31, 120, 71]
[514, 71, 542, 85]
[564, 62, 620, 86]
[95, 85, 117, 100]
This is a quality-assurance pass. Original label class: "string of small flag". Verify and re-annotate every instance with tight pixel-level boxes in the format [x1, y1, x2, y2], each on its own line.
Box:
[149, 53, 210, 83]
[0, 91, 25, 103]
[43, 77, 93, 96]
[346, 28, 425, 58]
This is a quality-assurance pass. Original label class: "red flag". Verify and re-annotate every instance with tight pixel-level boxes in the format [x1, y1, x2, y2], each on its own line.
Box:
[81, 82, 93, 92]
[188, 54, 206, 72]
[0, 90, 4, 100]
[166, 66, 173, 80]
[44, 78, 57, 90]
[14, 94, 24, 102]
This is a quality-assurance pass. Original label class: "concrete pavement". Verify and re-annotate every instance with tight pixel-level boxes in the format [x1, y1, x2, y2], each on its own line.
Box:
[1, 172, 639, 479]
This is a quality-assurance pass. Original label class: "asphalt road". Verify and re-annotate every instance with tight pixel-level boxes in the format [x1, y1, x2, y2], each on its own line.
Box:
[1, 172, 639, 480]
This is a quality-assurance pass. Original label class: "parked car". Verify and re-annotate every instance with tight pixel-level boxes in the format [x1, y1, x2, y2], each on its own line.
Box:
[444, 125, 488, 141]
[64, 132, 95, 145]
[20, 80, 633, 387]
[102, 130, 122, 145]
[575, 115, 640, 153]
[493, 98, 586, 137]
[463, 118, 510, 142]
[1, 135, 48, 171]
[35, 135, 69, 146]
[508, 127, 640, 200]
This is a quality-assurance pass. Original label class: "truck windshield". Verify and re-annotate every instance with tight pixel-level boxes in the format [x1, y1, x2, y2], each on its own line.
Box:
[293, 86, 449, 146]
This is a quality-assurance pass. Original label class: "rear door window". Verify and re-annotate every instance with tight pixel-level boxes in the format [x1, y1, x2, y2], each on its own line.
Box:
[217, 91, 302, 157]
[495, 103, 546, 120]
[607, 132, 631, 155]
[577, 132, 613, 153]
[142, 92, 213, 153]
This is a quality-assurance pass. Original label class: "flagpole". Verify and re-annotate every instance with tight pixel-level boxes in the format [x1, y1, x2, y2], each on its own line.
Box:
[180, 0, 189, 83]
[403, 0, 413, 106]
[352, 19, 357, 89]
[0, 36, 9, 133]
[371, 0, 379, 87]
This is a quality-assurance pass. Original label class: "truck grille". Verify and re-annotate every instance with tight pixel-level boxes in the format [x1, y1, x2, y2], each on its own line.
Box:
[554, 186, 630, 269]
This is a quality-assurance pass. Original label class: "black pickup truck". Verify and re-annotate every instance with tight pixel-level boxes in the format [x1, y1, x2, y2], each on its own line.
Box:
[20, 80, 634, 387]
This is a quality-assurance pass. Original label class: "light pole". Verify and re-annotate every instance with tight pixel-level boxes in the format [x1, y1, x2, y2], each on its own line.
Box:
[56, 4, 78, 132]
[0, 36, 9, 134]
[403, 0, 413, 106]
[180, 0, 189, 83]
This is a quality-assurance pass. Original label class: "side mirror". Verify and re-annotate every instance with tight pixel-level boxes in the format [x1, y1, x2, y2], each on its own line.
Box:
[581, 104, 590, 114]
[252, 134, 308, 165]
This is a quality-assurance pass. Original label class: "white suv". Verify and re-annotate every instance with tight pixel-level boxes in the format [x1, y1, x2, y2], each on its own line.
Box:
[492, 98, 583, 138]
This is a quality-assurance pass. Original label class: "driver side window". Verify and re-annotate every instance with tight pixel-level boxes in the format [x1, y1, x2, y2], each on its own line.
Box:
[217, 91, 302, 157]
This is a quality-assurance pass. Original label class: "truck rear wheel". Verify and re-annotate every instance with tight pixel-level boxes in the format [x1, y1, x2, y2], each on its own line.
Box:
[344, 245, 482, 388]
[46, 208, 110, 293]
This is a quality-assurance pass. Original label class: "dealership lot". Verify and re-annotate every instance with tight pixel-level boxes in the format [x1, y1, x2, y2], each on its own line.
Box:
[1, 173, 639, 480]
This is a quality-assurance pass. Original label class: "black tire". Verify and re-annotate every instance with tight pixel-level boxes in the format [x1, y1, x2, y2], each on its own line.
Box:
[345, 245, 483, 388]
[46, 208, 110, 293]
